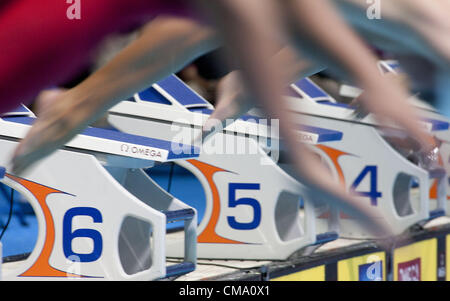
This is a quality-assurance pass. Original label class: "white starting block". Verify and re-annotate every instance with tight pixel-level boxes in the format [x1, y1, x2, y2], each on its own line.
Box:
[286, 76, 448, 238]
[108, 75, 342, 260]
[339, 60, 450, 218]
[0, 105, 198, 280]
[111, 72, 449, 245]
[379, 60, 450, 218]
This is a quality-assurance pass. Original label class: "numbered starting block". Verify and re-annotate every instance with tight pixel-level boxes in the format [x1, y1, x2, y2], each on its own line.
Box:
[339, 60, 450, 219]
[108, 75, 341, 260]
[379, 60, 450, 218]
[0, 105, 198, 280]
[286, 76, 448, 238]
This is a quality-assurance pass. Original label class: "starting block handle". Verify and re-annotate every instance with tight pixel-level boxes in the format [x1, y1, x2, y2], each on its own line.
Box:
[163, 208, 195, 223]
[314, 231, 339, 245]
[165, 262, 196, 278]
[429, 209, 446, 220]
[161, 208, 197, 278]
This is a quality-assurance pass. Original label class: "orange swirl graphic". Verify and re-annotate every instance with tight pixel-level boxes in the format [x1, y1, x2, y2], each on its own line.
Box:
[315, 144, 350, 186]
[187, 160, 244, 244]
[6, 175, 80, 278]
[314, 145, 352, 219]
[429, 144, 450, 200]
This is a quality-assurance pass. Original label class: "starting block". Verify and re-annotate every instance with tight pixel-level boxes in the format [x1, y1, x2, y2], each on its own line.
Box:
[108, 75, 340, 260]
[286, 76, 448, 238]
[111, 72, 449, 247]
[379, 60, 450, 218]
[339, 60, 450, 218]
[0, 105, 198, 280]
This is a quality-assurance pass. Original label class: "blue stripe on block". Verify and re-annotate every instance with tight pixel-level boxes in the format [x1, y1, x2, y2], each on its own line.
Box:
[137, 87, 172, 105]
[188, 108, 213, 115]
[298, 124, 343, 142]
[11, 105, 30, 113]
[2, 117, 199, 159]
[388, 62, 401, 71]
[380, 61, 403, 74]
[2, 105, 32, 116]
[293, 78, 328, 99]
[3, 116, 34, 126]
[156, 75, 209, 107]
[421, 118, 450, 131]
[239, 114, 263, 123]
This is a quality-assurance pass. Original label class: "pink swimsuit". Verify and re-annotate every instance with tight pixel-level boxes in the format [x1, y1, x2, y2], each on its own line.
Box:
[0, 0, 201, 113]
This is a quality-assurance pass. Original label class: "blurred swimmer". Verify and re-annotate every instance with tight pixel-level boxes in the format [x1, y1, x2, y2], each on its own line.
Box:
[9, 0, 428, 237]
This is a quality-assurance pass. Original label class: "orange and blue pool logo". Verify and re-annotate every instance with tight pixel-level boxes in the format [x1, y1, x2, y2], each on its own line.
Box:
[6, 174, 103, 278]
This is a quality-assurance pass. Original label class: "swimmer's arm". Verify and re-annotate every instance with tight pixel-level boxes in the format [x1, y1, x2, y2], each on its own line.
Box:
[65, 16, 220, 124]
[284, 0, 382, 87]
[285, 0, 432, 149]
[10, 17, 219, 174]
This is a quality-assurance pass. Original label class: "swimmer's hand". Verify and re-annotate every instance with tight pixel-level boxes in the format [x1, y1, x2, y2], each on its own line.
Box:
[201, 71, 255, 141]
[11, 91, 98, 175]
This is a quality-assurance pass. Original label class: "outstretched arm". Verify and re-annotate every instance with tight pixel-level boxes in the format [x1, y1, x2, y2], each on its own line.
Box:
[203, 0, 434, 151]
[11, 16, 219, 174]
[282, 0, 434, 151]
